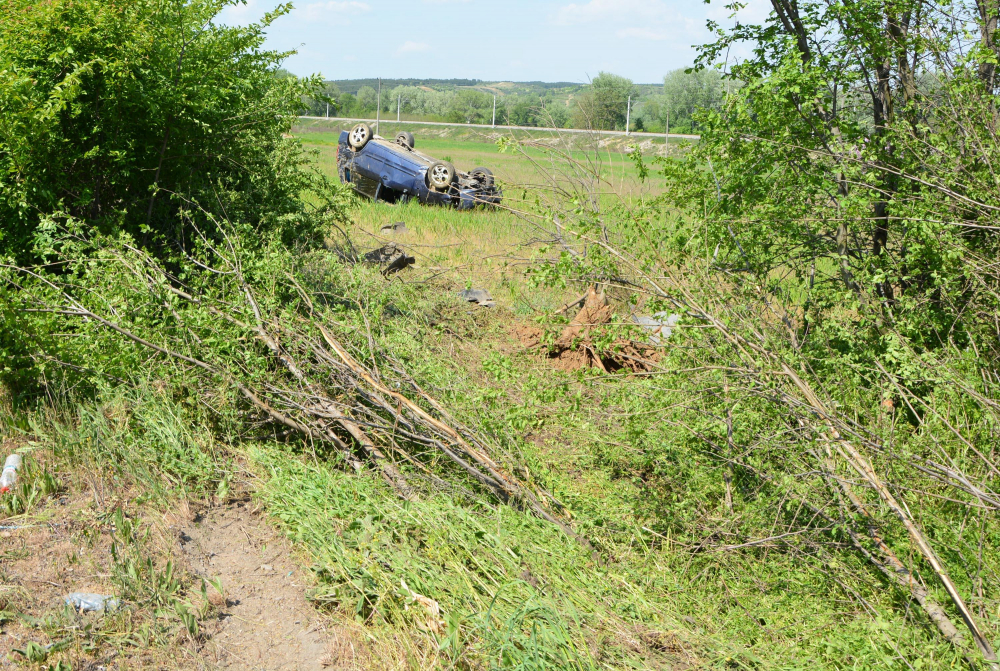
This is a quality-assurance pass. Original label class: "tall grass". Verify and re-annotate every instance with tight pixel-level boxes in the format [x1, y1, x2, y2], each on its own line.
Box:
[6, 126, 993, 670]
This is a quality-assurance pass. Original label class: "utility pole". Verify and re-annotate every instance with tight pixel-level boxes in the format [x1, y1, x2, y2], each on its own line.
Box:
[625, 95, 631, 135]
[492, 95, 496, 128]
[397, 94, 401, 122]
[375, 77, 381, 135]
[665, 105, 669, 150]
[326, 102, 329, 119]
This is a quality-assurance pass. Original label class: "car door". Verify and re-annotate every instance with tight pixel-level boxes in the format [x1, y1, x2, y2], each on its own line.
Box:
[351, 148, 386, 199]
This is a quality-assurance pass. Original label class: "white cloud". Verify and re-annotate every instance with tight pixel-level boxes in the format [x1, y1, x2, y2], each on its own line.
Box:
[706, 0, 772, 24]
[397, 41, 430, 54]
[616, 27, 669, 41]
[303, 0, 370, 20]
[423, 0, 470, 3]
[216, 0, 262, 26]
[315, 0, 370, 10]
[554, 0, 672, 26]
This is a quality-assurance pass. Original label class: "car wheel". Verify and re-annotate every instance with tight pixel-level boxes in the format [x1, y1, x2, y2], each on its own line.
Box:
[395, 131, 415, 149]
[427, 161, 456, 190]
[348, 123, 372, 150]
[470, 167, 494, 189]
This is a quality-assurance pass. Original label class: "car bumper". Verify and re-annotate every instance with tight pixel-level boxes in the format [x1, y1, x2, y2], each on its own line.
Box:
[457, 188, 502, 209]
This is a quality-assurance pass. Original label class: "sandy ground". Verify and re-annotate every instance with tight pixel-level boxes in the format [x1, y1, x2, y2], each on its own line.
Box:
[177, 502, 338, 670]
[1, 494, 363, 670]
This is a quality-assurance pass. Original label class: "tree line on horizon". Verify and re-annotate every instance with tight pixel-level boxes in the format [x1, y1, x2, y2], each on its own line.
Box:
[300, 69, 727, 134]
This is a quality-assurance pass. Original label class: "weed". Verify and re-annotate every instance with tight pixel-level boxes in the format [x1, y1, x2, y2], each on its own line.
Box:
[12, 640, 49, 663]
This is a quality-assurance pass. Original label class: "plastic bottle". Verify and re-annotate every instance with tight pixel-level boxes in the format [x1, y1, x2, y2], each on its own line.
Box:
[65, 592, 120, 612]
[0, 454, 22, 494]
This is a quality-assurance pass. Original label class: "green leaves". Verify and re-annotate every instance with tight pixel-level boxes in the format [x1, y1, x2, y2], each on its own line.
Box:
[0, 0, 343, 265]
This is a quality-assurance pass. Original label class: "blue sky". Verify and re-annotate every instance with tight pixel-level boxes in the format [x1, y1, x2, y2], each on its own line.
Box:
[218, 0, 771, 84]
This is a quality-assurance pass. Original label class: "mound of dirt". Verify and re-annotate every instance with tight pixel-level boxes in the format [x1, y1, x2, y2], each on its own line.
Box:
[515, 287, 661, 372]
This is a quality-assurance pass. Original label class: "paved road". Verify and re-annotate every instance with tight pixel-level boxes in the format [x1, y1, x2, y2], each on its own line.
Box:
[297, 116, 700, 141]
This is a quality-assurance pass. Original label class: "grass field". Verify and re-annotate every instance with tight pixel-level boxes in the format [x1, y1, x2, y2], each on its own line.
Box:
[295, 121, 667, 315]
[276, 133, 973, 669]
[293, 118, 678, 187]
[1, 131, 976, 671]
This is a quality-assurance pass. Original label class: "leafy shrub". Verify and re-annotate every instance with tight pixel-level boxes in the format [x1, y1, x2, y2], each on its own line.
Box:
[0, 0, 347, 264]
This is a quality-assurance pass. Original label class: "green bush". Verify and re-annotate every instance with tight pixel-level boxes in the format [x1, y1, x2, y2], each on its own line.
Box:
[0, 0, 345, 264]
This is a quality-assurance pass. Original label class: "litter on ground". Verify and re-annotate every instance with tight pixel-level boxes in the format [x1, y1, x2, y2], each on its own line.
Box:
[363, 242, 415, 275]
[380, 221, 409, 234]
[65, 593, 120, 613]
[1, 453, 22, 493]
[459, 288, 495, 307]
[632, 312, 681, 346]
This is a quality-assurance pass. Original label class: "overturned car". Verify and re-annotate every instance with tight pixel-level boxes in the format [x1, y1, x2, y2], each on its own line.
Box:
[337, 123, 501, 209]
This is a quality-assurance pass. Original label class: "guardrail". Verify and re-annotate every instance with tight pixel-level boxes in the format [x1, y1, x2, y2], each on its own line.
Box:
[296, 116, 700, 141]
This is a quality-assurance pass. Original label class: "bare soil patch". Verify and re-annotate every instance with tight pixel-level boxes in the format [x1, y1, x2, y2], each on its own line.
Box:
[0, 493, 188, 670]
[0, 489, 363, 670]
[177, 502, 359, 670]
[514, 287, 662, 372]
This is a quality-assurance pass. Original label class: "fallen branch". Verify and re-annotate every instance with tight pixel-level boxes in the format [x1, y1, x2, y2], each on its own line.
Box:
[4, 239, 583, 548]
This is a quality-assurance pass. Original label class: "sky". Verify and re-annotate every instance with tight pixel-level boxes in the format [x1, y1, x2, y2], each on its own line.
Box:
[217, 0, 772, 84]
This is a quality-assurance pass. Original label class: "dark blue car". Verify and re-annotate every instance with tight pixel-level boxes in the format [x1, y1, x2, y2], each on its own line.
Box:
[337, 123, 501, 209]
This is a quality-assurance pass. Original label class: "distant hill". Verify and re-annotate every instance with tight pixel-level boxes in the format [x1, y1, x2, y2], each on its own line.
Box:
[328, 78, 584, 95]
[309, 75, 708, 134]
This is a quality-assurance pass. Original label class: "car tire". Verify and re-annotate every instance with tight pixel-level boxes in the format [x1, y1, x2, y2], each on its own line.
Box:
[395, 131, 415, 149]
[470, 167, 494, 189]
[348, 123, 372, 150]
[427, 161, 456, 190]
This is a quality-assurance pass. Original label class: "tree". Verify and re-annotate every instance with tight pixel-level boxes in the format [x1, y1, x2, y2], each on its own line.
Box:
[501, 95, 570, 128]
[687, 0, 950, 302]
[446, 89, 492, 124]
[641, 99, 661, 127]
[337, 93, 357, 116]
[645, 1, 1000, 661]
[355, 86, 377, 113]
[386, 86, 454, 119]
[543, 100, 570, 128]
[0, 0, 338, 264]
[661, 68, 726, 133]
[571, 72, 637, 130]
[304, 82, 341, 117]
[505, 95, 541, 126]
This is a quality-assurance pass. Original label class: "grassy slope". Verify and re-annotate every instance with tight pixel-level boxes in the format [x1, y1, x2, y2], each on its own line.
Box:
[0, 132, 974, 670]
[241, 256, 961, 669]
[292, 130, 971, 669]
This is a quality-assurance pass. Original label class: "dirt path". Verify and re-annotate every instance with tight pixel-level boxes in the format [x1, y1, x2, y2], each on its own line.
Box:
[178, 501, 341, 670]
[1, 491, 366, 670]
